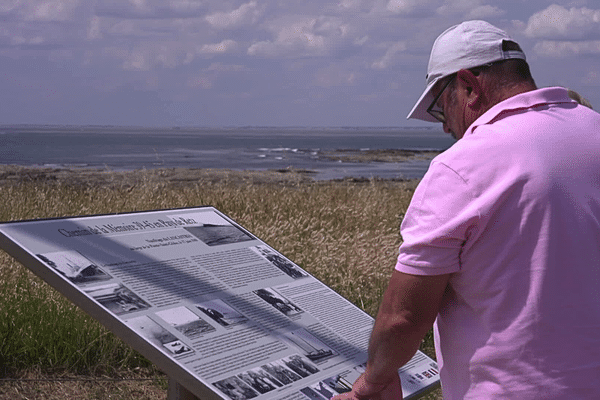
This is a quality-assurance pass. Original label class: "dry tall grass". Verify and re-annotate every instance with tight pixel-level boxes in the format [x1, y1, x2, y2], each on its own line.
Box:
[0, 168, 441, 399]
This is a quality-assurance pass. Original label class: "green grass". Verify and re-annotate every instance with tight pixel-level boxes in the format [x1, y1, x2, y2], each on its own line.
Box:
[0, 169, 433, 381]
[0, 272, 152, 375]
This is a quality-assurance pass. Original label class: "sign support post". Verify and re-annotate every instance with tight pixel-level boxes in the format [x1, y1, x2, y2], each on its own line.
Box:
[168, 378, 201, 400]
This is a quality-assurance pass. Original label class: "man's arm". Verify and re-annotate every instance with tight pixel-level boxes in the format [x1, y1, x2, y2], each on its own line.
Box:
[334, 269, 450, 400]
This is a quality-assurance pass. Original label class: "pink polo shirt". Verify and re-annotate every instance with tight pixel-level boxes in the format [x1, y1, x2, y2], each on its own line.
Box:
[396, 87, 600, 399]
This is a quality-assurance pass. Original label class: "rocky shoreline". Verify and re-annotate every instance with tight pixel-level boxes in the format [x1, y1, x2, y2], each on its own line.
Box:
[0, 157, 428, 188]
[0, 165, 320, 188]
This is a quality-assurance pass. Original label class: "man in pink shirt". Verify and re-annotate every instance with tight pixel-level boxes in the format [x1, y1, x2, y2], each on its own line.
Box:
[333, 20, 600, 399]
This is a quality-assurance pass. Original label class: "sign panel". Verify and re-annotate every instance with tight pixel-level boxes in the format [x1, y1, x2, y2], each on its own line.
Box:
[0, 207, 439, 399]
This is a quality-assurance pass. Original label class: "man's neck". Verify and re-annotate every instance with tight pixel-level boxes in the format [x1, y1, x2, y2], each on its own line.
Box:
[493, 82, 538, 105]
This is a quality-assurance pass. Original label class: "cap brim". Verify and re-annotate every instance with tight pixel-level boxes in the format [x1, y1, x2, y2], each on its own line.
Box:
[406, 79, 441, 123]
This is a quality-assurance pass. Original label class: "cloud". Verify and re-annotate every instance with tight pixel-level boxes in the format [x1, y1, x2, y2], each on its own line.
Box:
[187, 75, 213, 89]
[116, 41, 196, 70]
[10, 35, 46, 46]
[205, 62, 246, 72]
[0, 0, 20, 14]
[386, 0, 438, 16]
[337, 0, 364, 12]
[581, 70, 600, 86]
[198, 39, 238, 54]
[435, 0, 504, 19]
[0, 0, 83, 22]
[186, 62, 248, 90]
[87, 16, 103, 40]
[533, 40, 600, 57]
[524, 5, 600, 58]
[371, 41, 407, 70]
[248, 16, 346, 58]
[96, 0, 206, 19]
[524, 5, 600, 40]
[24, 0, 82, 22]
[314, 64, 357, 87]
[465, 4, 505, 19]
[205, 1, 262, 29]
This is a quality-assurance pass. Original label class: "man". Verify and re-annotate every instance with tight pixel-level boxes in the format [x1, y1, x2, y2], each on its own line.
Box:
[333, 20, 600, 399]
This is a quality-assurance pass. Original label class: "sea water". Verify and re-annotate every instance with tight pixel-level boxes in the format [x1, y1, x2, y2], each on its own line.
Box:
[0, 126, 454, 180]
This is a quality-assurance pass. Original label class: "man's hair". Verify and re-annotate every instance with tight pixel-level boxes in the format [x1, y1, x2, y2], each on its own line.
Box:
[438, 40, 536, 116]
[475, 41, 536, 93]
[442, 41, 536, 107]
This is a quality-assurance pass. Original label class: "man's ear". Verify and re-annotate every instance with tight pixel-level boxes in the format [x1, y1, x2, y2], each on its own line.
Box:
[456, 69, 484, 110]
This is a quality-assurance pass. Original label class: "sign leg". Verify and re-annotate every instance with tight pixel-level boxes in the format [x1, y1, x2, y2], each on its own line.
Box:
[167, 377, 201, 400]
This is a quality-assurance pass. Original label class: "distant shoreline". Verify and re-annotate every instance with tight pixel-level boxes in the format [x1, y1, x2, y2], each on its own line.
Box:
[0, 124, 443, 131]
[0, 149, 440, 185]
[0, 164, 424, 190]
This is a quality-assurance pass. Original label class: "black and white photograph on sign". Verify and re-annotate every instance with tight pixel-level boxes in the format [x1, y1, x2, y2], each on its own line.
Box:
[248, 366, 284, 389]
[282, 328, 337, 363]
[260, 361, 302, 385]
[125, 315, 194, 356]
[183, 223, 254, 247]
[300, 387, 328, 400]
[280, 354, 320, 378]
[155, 306, 216, 340]
[252, 245, 308, 279]
[309, 380, 341, 399]
[36, 251, 111, 284]
[354, 362, 366, 375]
[237, 369, 279, 394]
[195, 299, 248, 328]
[253, 288, 303, 317]
[213, 375, 259, 400]
[84, 283, 150, 315]
[322, 375, 352, 394]
[163, 339, 193, 355]
[326, 363, 364, 392]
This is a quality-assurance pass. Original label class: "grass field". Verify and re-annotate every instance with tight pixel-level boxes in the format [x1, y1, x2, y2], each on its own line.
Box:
[0, 166, 441, 399]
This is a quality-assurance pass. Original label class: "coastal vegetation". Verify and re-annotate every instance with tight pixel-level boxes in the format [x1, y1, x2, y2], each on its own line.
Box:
[0, 166, 440, 399]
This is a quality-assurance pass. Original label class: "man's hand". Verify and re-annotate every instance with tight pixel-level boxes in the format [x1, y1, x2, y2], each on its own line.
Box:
[332, 271, 448, 400]
[332, 372, 403, 400]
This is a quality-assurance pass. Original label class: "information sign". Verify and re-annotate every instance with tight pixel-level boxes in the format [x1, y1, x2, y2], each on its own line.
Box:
[0, 207, 439, 399]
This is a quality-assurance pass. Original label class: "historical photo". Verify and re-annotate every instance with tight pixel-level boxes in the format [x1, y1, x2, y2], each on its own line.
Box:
[282, 328, 337, 363]
[195, 299, 248, 328]
[125, 315, 193, 356]
[260, 361, 302, 385]
[300, 386, 328, 400]
[184, 223, 254, 247]
[213, 376, 258, 400]
[252, 245, 308, 279]
[37, 250, 111, 284]
[84, 282, 150, 315]
[237, 369, 280, 395]
[247, 367, 284, 389]
[162, 339, 193, 355]
[322, 375, 352, 394]
[307, 380, 342, 399]
[321, 363, 364, 394]
[155, 306, 216, 339]
[253, 288, 303, 317]
[280, 354, 319, 378]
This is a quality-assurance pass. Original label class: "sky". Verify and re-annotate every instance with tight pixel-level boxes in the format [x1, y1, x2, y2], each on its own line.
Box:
[1, 0, 599, 127]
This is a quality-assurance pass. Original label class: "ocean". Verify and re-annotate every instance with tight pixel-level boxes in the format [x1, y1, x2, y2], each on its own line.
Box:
[0, 125, 454, 180]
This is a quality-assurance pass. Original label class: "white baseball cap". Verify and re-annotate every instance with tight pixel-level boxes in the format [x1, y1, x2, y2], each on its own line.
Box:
[407, 20, 527, 122]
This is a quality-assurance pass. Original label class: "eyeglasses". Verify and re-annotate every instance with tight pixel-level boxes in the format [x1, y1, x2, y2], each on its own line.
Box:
[427, 75, 455, 123]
